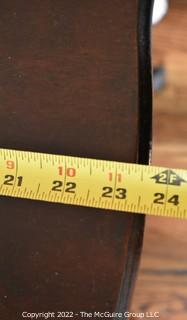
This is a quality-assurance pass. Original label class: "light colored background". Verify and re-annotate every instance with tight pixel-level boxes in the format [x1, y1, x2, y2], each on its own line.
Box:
[131, 1, 187, 319]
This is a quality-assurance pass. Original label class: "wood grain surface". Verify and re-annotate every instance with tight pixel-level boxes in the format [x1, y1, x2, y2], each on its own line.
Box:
[131, 1, 187, 319]
[0, 1, 154, 318]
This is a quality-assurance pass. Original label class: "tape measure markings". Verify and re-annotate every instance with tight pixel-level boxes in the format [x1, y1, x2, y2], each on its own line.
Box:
[0, 148, 187, 219]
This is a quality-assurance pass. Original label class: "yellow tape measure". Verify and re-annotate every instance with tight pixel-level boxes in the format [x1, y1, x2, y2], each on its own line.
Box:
[0, 148, 187, 219]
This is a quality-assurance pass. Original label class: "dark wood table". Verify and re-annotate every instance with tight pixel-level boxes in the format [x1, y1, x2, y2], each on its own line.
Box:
[0, 1, 153, 318]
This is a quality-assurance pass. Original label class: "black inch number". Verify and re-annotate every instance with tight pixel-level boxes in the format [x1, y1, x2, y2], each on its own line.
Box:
[153, 193, 179, 206]
[52, 180, 63, 192]
[102, 187, 127, 199]
[17, 176, 23, 187]
[102, 187, 113, 198]
[4, 175, 14, 186]
[153, 193, 165, 204]
[4, 175, 23, 187]
[116, 188, 127, 199]
[52, 181, 76, 193]
[168, 194, 179, 206]
[65, 182, 76, 194]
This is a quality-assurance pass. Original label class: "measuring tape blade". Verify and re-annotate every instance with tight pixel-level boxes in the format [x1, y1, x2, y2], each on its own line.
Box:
[0, 148, 186, 219]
